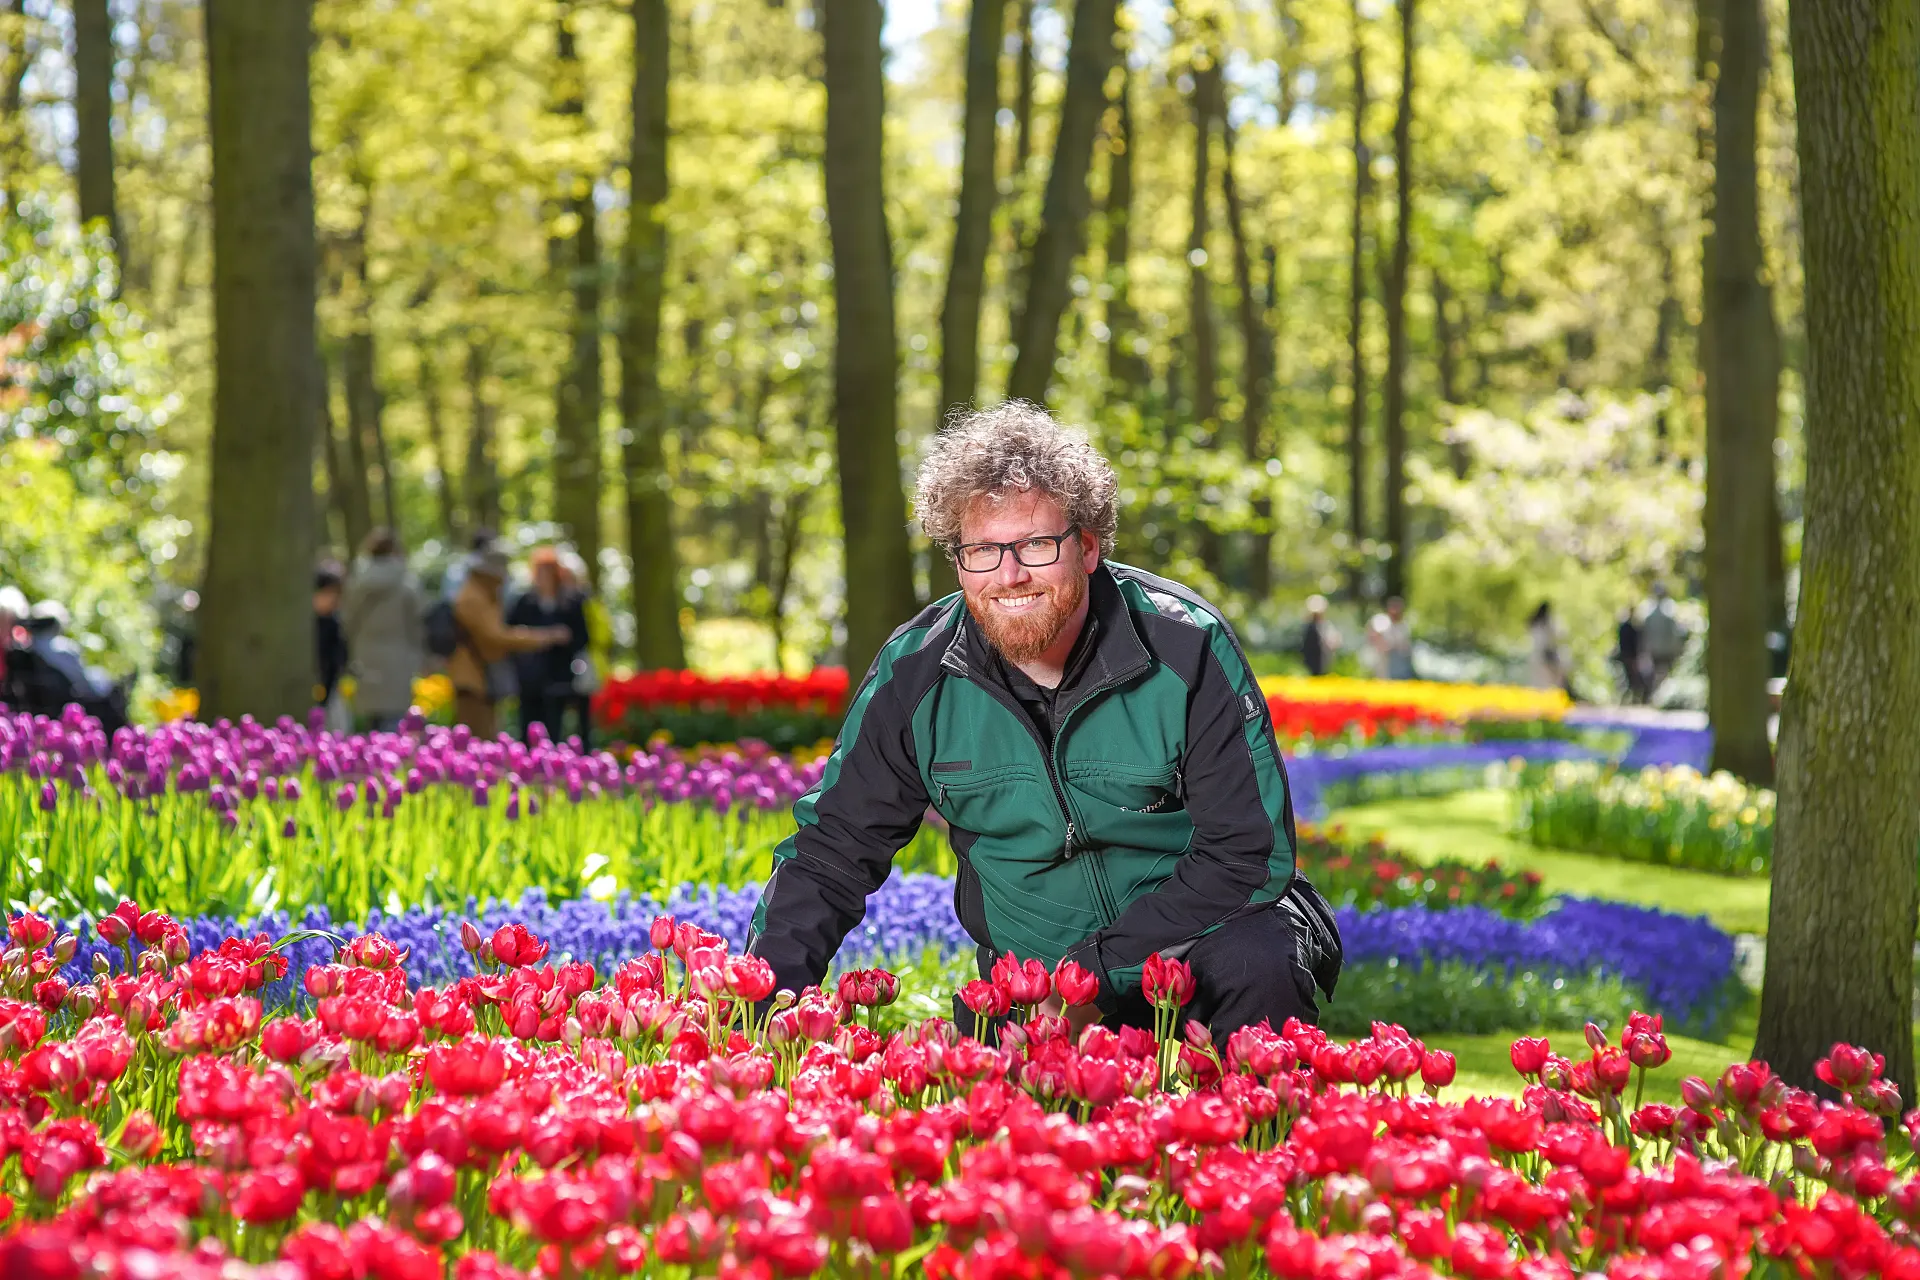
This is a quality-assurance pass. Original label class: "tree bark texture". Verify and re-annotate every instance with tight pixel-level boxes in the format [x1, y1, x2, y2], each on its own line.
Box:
[73, 0, 119, 256]
[822, 0, 918, 680]
[1346, 0, 1371, 603]
[554, 9, 604, 584]
[1004, 0, 1119, 405]
[199, 0, 320, 723]
[1380, 0, 1414, 603]
[1186, 60, 1219, 428]
[938, 0, 1006, 424]
[1103, 61, 1147, 393]
[465, 341, 502, 536]
[1753, 0, 1920, 1103]
[622, 0, 687, 668]
[1701, 0, 1777, 786]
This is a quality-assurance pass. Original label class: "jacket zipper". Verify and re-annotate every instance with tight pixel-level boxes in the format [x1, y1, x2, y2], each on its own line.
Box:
[1052, 700, 1122, 925]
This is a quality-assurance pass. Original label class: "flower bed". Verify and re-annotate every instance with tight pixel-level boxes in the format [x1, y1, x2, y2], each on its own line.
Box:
[1260, 675, 1572, 723]
[1284, 741, 1606, 819]
[0, 902, 1912, 1280]
[1509, 760, 1774, 876]
[592, 669, 850, 751]
[0, 708, 944, 921]
[1299, 826, 1547, 917]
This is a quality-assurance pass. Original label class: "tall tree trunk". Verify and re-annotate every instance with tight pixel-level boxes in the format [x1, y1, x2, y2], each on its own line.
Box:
[1380, 0, 1415, 603]
[1752, 0, 1920, 1104]
[1432, 269, 1466, 477]
[1647, 234, 1678, 448]
[1102, 60, 1146, 393]
[1186, 60, 1219, 429]
[622, 0, 686, 668]
[823, 0, 918, 679]
[1011, 0, 1036, 177]
[419, 348, 460, 543]
[1701, 0, 1776, 785]
[465, 340, 502, 536]
[1346, 0, 1371, 604]
[553, 8, 604, 583]
[324, 348, 372, 555]
[1, 0, 28, 217]
[1219, 89, 1274, 597]
[342, 201, 395, 540]
[938, 0, 1007, 424]
[199, 0, 319, 723]
[73, 0, 119, 258]
[1005, 0, 1119, 405]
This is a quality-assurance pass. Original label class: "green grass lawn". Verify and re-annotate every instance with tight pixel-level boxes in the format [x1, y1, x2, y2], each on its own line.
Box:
[1323, 788, 1773, 937]
[1324, 787, 1773, 1088]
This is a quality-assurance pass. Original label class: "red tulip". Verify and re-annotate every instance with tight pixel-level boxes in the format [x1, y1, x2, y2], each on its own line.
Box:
[1053, 959, 1100, 1008]
[490, 924, 550, 969]
[1142, 954, 1195, 1010]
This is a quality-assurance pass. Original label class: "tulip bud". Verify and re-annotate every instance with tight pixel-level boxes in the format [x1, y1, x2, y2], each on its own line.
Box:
[1584, 1021, 1609, 1051]
[51, 934, 77, 965]
[161, 929, 190, 967]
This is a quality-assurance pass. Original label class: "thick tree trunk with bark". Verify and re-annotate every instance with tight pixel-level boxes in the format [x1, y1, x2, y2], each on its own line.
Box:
[1004, 0, 1119, 405]
[1103, 62, 1147, 393]
[74, 0, 119, 257]
[1346, 0, 1371, 603]
[199, 0, 319, 723]
[1701, 0, 1777, 785]
[465, 341, 502, 536]
[938, 0, 1006, 424]
[822, 0, 918, 679]
[1186, 61, 1219, 428]
[622, 0, 686, 668]
[1753, 0, 1920, 1103]
[553, 9, 604, 583]
[1380, 0, 1414, 602]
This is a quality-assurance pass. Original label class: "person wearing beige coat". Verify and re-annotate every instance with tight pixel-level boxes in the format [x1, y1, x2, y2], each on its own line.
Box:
[447, 550, 567, 738]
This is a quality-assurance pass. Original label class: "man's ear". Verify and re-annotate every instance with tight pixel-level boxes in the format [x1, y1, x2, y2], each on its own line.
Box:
[1080, 528, 1101, 572]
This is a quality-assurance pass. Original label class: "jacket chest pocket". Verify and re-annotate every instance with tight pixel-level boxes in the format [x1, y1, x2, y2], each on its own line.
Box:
[928, 764, 1054, 844]
[1067, 759, 1182, 821]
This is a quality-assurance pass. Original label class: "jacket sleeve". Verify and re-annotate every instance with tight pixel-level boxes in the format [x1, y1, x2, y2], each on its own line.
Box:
[1064, 638, 1294, 1014]
[457, 591, 551, 663]
[746, 656, 930, 999]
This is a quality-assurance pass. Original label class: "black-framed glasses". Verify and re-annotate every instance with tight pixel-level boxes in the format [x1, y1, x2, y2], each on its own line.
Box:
[951, 527, 1081, 574]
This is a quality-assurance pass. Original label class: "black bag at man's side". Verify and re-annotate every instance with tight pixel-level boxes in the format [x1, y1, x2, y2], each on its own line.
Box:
[1278, 873, 1344, 1002]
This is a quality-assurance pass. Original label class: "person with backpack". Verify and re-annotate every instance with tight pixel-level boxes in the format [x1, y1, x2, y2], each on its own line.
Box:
[447, 550, 568, 738]
[339, 528, 425, 731]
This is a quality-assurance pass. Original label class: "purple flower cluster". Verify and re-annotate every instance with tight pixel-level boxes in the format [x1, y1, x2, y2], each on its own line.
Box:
[1, 705, 826, 816]
[1285, 740, 1604, 819]
[1337, 897, 1738, 1025]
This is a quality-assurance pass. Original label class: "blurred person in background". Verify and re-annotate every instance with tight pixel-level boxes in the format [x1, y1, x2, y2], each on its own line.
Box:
[0, 585, 24, 686]
[448, 549, 567, 738]
[557, 549, 607, 748]
[340, 527, 425, 731]
[1526, 601, 1566, 692]
[314, 567, 351, 732]
[1300, 595, 1341, 677]
[507, 547, 589, 745]
[1366, 596, 1415, 680]
[1639, 582, 1687, 702]
[1615, 607, 1647, 703]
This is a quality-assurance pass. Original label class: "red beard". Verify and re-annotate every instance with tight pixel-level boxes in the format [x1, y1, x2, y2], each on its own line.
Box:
[965, 564, 1088, 665]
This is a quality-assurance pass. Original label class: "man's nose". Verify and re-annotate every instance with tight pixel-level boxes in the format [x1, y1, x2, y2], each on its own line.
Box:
[993, 554, 1032, 588]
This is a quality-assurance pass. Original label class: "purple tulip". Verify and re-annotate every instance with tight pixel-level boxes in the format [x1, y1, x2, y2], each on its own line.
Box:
[335, 784, 356, 813]
[282, 817, 299, 839]
[38, 782, 56, 812]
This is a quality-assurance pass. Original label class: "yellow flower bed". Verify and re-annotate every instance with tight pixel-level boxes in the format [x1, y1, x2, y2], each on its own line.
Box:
[1257, 675, 1570, 723]
[148, 673, 457, 725]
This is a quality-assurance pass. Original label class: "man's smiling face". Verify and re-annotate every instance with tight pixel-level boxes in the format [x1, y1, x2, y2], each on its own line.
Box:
[957, 489, 1099, 666]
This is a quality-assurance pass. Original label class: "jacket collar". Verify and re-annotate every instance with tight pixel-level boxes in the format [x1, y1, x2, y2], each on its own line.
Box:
[939, 563, 1152, 696]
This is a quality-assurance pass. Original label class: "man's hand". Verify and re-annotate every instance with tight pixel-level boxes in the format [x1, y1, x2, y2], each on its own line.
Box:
[1038, 994, 1102, 1041]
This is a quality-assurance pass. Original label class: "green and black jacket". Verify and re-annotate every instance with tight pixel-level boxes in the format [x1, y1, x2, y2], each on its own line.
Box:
[747, 562, 1298, 1015]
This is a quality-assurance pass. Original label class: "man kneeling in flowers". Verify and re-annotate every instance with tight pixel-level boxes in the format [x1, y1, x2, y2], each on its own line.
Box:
[749, 402, 1341, 1038]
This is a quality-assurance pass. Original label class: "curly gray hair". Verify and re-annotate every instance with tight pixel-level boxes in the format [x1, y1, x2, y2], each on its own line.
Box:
[914, 401, 1119, 553]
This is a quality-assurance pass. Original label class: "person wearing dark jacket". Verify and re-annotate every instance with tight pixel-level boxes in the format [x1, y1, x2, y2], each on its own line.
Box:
[314, 568, 349, 716]
[747, 404, 1340, 1041]
[505, 547, 589, 744]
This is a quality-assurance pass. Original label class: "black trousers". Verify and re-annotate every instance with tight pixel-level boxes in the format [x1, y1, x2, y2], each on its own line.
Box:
[955, 901, 1320, 1041]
